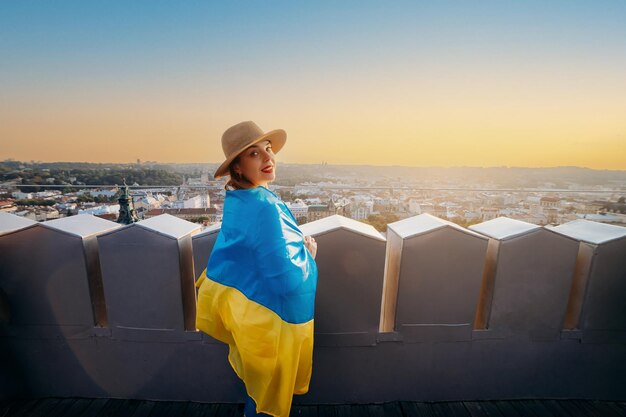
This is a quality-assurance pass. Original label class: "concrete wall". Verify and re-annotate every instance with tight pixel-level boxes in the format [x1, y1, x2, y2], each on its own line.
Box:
[1, 213, 625, 403]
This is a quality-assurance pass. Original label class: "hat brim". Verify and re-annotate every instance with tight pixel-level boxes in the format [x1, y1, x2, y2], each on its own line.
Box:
[213, 129, 286, 179]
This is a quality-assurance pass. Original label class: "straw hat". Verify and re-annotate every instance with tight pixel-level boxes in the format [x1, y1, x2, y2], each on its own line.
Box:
[214, 121, 286, 179]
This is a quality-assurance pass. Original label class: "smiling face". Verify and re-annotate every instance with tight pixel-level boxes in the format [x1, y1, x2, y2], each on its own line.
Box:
[232, 140, 276, 188]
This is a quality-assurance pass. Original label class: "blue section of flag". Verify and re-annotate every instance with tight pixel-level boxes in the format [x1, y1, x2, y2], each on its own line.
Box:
[206, 186, 318, 324]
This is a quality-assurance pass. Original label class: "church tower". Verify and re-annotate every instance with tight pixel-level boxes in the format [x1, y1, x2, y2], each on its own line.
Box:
[116, 181, 139, 225]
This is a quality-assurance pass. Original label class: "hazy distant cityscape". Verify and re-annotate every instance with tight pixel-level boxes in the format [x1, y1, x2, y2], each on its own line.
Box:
[1, 160, 625, 231]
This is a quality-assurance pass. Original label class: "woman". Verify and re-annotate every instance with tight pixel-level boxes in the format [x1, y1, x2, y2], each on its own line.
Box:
[196, 121, 318, 417]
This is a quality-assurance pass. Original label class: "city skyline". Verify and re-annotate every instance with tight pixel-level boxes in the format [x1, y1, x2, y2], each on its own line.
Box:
[1, 1, 625, 169]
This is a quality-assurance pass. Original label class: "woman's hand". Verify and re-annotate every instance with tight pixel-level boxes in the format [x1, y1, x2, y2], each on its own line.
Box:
[304, 235, 317, 260]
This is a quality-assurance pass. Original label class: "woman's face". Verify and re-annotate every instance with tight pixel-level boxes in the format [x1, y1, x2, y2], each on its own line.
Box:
[233, 140, 276, 188]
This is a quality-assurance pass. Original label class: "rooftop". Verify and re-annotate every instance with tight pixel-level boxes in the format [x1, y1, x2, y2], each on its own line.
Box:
[1, 213, 625, 411]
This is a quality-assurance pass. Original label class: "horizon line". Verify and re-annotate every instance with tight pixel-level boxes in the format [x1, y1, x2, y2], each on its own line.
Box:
[2, 159, 626, 173]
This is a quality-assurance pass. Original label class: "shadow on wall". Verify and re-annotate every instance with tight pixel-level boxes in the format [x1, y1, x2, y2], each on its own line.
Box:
[0, 287, 27, 397]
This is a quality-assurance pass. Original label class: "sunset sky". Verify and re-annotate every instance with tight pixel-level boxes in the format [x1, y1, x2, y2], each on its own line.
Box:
[1, 1, 625, 169]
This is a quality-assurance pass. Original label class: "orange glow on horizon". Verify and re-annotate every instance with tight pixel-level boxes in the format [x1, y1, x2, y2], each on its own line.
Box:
[2, 69, 625, 170]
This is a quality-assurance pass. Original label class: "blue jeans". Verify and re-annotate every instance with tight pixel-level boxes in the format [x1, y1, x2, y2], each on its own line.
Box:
[244, 394, 271, 417]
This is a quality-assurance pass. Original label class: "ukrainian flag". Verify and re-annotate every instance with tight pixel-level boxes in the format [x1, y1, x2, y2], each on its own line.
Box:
[196, 186, 318, 417]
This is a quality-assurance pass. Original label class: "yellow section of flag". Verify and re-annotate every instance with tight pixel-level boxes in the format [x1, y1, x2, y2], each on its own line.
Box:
[196, 269, 314, 417]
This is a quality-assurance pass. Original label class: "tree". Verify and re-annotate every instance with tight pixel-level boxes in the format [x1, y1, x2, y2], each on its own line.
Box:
[446, 216, 482, 228]
[363, 213, 399, 232]
[188, 216, 210, 224]
[15, 199, 55, 206]
[279, 190, 294, 202]
[77, 194, 95, 203]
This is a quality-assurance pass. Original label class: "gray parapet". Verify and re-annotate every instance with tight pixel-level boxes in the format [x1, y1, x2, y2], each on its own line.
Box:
[97, 214, 201, 334]
[191, 222, 222, 281]
[0, 213, 38, 328]
[549, 219, 626, 343]
[383, 213, 489, 342]
[300, 215, 386, 346]
[2, 212, 625, 403]
[470, 217, 579, 341]
[0, 213, 120, 338]
[0, 213, 39, 399]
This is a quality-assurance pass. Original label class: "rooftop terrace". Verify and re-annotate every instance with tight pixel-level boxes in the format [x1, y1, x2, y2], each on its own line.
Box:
[1, 212, 625, 415]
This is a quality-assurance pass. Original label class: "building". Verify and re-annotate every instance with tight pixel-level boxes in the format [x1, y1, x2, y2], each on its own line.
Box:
[172, 195, 208, 209]
[145, 208, 219, 223]
[544, 207, 559, 225]
[407, 197, 422, 214]
[463, 210, 481, 220]
[480, 207, 499, 221]
[540, 197, 560, 208]
[431, 205, 447, 218]
[201, 193, 210, 209]
[12, 191, 33, 200]
[307, 198, 344, 222]
[79, 204, 120, 216]
[16, 207, 60, 221]
[133, 194, 161, 212]
[55, 202, 78, 215]
[308, 204, 333, 222]
[351, 201, 373, 221]
[286, 199, 309, 222]
[583, 201, 607, 214]
[78, 189, 119, 198]
[0, 200, 17, 213]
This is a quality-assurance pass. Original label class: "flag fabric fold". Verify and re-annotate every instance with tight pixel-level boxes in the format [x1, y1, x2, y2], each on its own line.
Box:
[196, 185, 318, 417]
